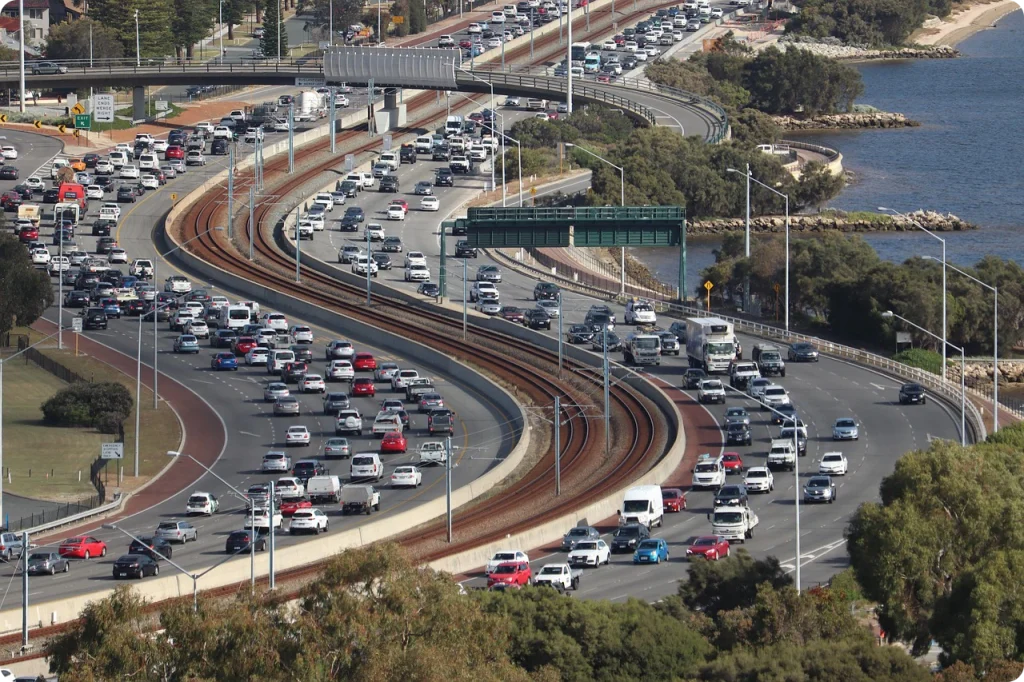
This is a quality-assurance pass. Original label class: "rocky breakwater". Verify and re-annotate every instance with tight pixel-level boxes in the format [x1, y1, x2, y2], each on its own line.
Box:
[777, 35, 960, 61]
[689, 210, 977, 236]
[773, 112, 920, 130]
[946, 361, 1024, 387]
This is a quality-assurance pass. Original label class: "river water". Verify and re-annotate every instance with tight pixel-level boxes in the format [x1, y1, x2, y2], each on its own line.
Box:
[634, 10, 1024, 291]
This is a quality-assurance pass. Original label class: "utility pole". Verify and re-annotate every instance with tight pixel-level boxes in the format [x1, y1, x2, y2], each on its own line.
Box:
[557, 292, 563, 372]
[20, 531, 28, 649]
[566, 2, 573, 114]
[603, 325, 610, 457]
[268, 481, 276, 589]
[287, 103, 294, 173]
[294, 209, 301, 282]
[248, 186, 255, 260]
[445, 436, 453, 542]
[554, 395, 561, 495]
[744, 163, 750, 313]
[329, 87, 336, 153]
[365, 226, 372, 305]
[226, 145, 234, 240]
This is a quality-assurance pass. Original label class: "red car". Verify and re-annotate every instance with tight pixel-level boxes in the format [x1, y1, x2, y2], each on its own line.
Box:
[686, 535, 730, 561]
[353, 352, 377, 371]
[613, 34, 625, 44]
[487, 561, 532, 588]
[165, 145, 185, 160]
[661, 487, 686, 512]
[459, 38, 473, 48]
[499, 306, 525, 323]
[1, 190, 22, 210]
[279, 497, 312, 517]
[721, 452, 744, 475]
[58, 535, 107, 559]
[546, 111, 560, 119]
[390, 198, 408, 211]
[380, 431, 408, 453]
[233, 336, 258, 356]
[352, 377, 376, 396]
[468, 112, 484, 123]
[18, 227, 38, 243]
[596, 74, 612, 83]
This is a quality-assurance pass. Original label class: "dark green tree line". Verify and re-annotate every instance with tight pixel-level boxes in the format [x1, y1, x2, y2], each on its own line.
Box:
[0, 233, 53, 338]
[261, 0, 289, 57]
[788, 0, 953, 46]
[45, 18, 125, 61]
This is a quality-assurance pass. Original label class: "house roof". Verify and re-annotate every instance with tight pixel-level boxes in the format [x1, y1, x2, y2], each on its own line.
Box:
[0, 17, 18, 32]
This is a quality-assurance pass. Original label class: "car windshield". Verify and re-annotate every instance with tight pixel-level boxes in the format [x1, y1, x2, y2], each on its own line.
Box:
[713, 511, 743, 524]
[28, 553, 50, 561]
[694, 538, 716, 547]
[157, 523, 178, 531]
[615, 527, 640, 538]
[728, 423, 746, 432]
[747, 470, 767, 479]
[719, 487, 742, 496]
[493, 564, 517, 574]
[352, 457, 374, 466]
[808, 478, 830, 488]
[187, 496, 207, 505]
[695, 463, 717, 473]
[836, 419, 856, 427]
[539, 566, 562, 575]
[637, 540, 659, 550]
[494, 552, 516, 561]
[575, 542, 598, 551]
[765, 388, 786, 396]
[727, 408, 745, 416]
[568, 528, 590, 537]
[823, 455, 843, 463]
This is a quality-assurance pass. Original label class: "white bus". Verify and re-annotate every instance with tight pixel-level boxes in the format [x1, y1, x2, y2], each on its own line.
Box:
[570, 41, 592, 64]
[220, 304, 253, 330]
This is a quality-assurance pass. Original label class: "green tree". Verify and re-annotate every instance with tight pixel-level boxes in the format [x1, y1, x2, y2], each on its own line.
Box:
[743, 46, 864, 115]
[408, 0, 427, 33]
[299, 0, 363, 40]
[172, 0, 218, 60]
[672, 549, 792, 621]
[792, 160, 844, 210]
[0, 233, 54, 338]
[46, 18, 125, 61]
[90, 0, 174, 59]
[261, 0, 289, 57]
[788, 0, 952, 46]
[727, 107, 780, 146]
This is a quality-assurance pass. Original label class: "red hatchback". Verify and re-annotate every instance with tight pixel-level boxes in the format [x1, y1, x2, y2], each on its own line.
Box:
[279, 497, 312, 516]
[686, 535, 730, 561]
[165, 145, 185, 160]
[487, 561, 532, 588]
[353, 352, 377, 371]
[58, 535, 107, 559]
[18, 226, 38, 243]
[380, 431, 407, 453]
[722, 452, 744, 475]
[352, 377, 376, 396]
[661, 487, 686, 512]
[233, 336, 258, 356]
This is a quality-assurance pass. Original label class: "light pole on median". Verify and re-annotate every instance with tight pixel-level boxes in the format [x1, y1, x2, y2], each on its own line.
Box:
[134, 10, 141, 67]
[219, 0, 224, 64]
[456, 68, 495, 194]
[879, 207, 947, 373]
[166, 450, 263, 593]
[1, 330, 62, 527]
[729, 168, 790, 333]
[492, 112, 523, 208]
[881, 310, 966, 446]
[923, 256, 1000, 433]
[152, 227, 225, 410]
[565, 143, 626, 296]
[726, 166, 753, 314]
[133, 297, 176, 478]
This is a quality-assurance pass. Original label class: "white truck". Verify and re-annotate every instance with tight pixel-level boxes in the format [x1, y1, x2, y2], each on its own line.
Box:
[624, 298, 657, 325]
[307, 475, 342, 503]
[729, 361, 761, 390]
[623, 333, 662, 366]
[372, 412, 403, 436]
[418, 441, 447, 466]
[295, 90, 325, 121]
[767, 438, 796, 471]
[708, 505, 759, 542]
[340, 484, 381, 515]
[697, 379, 726, 404]
[617, 485, 664, 529]
[686, 317, 736, 374]
[691, 453, 726, 489]
[532, 563, 581, 591]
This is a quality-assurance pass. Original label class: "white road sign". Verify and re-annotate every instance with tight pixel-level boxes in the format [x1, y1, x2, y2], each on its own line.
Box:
[70, 317, 82, 333]
[101, 443, 124, 460]
[344, 154, 354, 171]
[93, 93, 115, 123]
[155, 100, 169, 112]
[295, 77, 326, 88]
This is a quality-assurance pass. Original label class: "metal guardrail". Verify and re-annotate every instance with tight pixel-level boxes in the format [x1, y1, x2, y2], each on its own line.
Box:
[779, 139, 841, 162]
[0, 58, 326, 81]
[16, 494, 123, 537]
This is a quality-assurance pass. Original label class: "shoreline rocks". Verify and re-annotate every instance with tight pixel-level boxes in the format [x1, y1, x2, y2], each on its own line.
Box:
[773, 112, 920, 130]
[688, 210, 978, 236]
[777, 35, 960, 61]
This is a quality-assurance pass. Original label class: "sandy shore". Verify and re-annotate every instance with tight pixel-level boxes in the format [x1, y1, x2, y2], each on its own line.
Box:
[912, 0, 1020, 46]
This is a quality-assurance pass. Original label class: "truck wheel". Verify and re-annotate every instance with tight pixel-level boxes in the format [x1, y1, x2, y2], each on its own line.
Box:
[781, 369, 786, 377]
[365, 507, 371, 515]
[572, 578, 579, 591]
[374, 502, 381, 511]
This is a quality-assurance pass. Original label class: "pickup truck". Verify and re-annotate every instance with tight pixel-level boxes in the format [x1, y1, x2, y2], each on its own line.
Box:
[271, 333, 294, 349]
[428, 410, 454, 435]
[767, 439, 796, 471]
[729, 361, 761, 389]
[418, 441, 447, 466]
[371, 412, 403, 436]
[752, 343, 786, 377]
[340, 484, 381, 515]
[708, 505, 759, 542]
[449, 156, 471, 174]
[532, 563, 581, 591]
[405, 379, 434, 402]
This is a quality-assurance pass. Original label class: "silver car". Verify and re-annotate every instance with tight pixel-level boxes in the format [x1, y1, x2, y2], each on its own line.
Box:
[274, 396, 301, 416]
[832, 417, 859, 440]
[26, 551, 69, 575]
[476, 265, 502, 283]
[561, 525, 600, 551]
[264, 382, 290, 402]
[155, 521, 198, 543]
[324, 437, 350, 458]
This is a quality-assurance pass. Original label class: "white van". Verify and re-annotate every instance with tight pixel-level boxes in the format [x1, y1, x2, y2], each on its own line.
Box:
[108, 151, 129, 169]
[415, 135, 434, 153]
[138, 153, 159, 170]
[236, 300, 261, 318]
[307, 475, 342, 503]
[692, 454, 726, 489]
[220, 304, 253, 330]
[268, 349, 296, 374]
[350, 453, 384, 481]
[617, 485, 664, 529]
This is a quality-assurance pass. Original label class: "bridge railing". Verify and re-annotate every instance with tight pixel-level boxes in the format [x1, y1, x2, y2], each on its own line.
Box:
[0, 57, 326, 79]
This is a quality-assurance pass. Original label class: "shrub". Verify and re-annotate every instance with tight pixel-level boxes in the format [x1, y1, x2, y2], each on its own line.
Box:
[42, 381, 132, 434]
[893, 348, 943, 376]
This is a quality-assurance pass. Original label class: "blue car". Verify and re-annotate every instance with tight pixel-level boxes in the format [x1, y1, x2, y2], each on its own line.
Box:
[632, 538, 669, 564]
[100, 297, 122, 318]
[120, 275, 139, 289]
[211, 352, 238, 371]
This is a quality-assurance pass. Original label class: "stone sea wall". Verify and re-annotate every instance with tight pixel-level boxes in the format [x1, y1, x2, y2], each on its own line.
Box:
[773, 112, 920, 130]
[688, 210, 977, 236]
[777, 35, 960, 61]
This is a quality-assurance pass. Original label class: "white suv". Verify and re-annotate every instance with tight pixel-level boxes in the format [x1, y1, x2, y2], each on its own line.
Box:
[288, 508, 329, 534]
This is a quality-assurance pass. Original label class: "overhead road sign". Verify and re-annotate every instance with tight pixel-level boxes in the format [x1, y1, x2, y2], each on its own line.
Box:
[295, 77, 326, 87]
[463, 206, 685, 248]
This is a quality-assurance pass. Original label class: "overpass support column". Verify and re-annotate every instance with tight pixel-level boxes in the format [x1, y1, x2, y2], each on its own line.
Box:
[132, 86, 146, 122]
[373, 87, 406, 134]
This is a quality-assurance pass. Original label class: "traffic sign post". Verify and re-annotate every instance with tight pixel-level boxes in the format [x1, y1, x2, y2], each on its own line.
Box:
[344, 154, 354, 172]
[70, 102, 85, 115]
[74, 114, 90, 129]
[383, 134, 392, 151]
[93, 94, 115, 123]
[704, 280, 713, 312]
[101, 443, 124, 460]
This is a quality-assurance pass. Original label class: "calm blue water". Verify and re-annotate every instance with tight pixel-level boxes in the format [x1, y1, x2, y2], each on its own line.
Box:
[635, 11, 1024, 288]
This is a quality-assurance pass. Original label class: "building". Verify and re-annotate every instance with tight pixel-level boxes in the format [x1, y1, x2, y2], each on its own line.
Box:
[1, 0, 50, 48]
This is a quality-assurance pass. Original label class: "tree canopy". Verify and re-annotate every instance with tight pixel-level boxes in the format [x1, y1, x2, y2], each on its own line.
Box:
[45, 18, 125, 61]
[0, 233, 53, 338]
[787, 0, 953, 46]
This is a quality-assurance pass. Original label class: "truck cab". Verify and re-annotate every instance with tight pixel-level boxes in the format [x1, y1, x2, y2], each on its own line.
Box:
[686, 317, 736, 373]
[708, 506, 759, 542]
[729, 361, 761, 389]
[752, 343, 786, 377]
[618, 485, 664, 529]
[624, 298, 657, 325]
[532, 563, 581, 591]
[767, 439, 796, 471]
[623, 333, 662, 366]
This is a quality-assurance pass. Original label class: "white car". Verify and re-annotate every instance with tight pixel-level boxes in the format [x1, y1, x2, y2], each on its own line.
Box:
[47, 256, 69, 275]
[312, 193, 334, 211]
[141, 174, 159, 189]
[743, 466, 775, 493]
[404, 251, 427, 267]
[246, 347, 270, 365]
[261, 451, 291, 473]
[101, 203, 122, 221]
[289, 508, 329, 534]
[327, 359, 355, 381]
[165, 276, 191, 294]
[95, 159, 114, 174]
[761, 385, 791, 409]
[391, 369, 420, 391]
[364, 223, 385, 240]
[290, 325, 314, 343]
[186, 151, 206, 166]
[567, 539, 611, 567]
[486, 549, 530, 575]
[352, 256, 379, 277]
[420, 196, 440, 211]
[262, 312, 289, 331]
[105, 248, 128, 265]
[31, 248, 50, 265]
[711, 7, 723, 17]
[602, 39, 617, 51]
[152, 139, 169, 152]
[469, 281, 498, 302]
[186, 320, 210, 338]
[0, 146, 17, 159]
[375, 362, 400, 382]
[24, 176, 44, 191]
[819, 452, 849, 476]
[119, 164, 140, 179]
[285, 425, 311, 446]
[276, 476, 305, 497]
[300, 374, 326, 393]
[208, 295, 230, 309]
[86, 185, 105, 200]
[387, 205, 406, 221]
[467, 22, 482, 33]
[306, 214, 325, 231]
[391, 465, 423, 488]
[404, 264, 430, 281]
[475, 299, 501, 315]
[245, 507, 283, 530]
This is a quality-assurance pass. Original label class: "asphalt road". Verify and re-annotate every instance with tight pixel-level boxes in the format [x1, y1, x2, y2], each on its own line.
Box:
[0, 134, 514, 607]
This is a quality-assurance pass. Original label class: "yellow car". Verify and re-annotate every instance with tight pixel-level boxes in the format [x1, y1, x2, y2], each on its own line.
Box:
[69, 158, 86, 172]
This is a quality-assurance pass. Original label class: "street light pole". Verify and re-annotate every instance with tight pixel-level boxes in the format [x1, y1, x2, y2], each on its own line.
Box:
[219, 0, 224, 64]
[17, 0, 24, 113]
[565, 143, 626, 295]
[732, 169, 791, 332]
[603, 324, 610, 458]
[456, 68, 495, 192]
[134, 9, 140, 67]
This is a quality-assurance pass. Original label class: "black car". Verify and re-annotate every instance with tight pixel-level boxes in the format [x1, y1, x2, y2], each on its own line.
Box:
[899, 383, 926, 405]
[225, 530, 267, 554]
[290, 344, 313, 363]
[788, 342, 819, 362]
[11, 184, 32, 199]
[340, 216, 359, 231]
[338, 180, 359, 197]
[684, 368, 707, 389]
[63, 290, 91, 308]
[379, 176, 399, 192]
[524, 309, 551, 330]
[565, 324, 594, 344]
[211, 139, 229, 155]
[432, 145, 451, 162]
[455, 240, 477, 258]
[128, 536, 172, 560]
[323, 392, 350, 415]
[611, 523, 650, 553]
[667, 321, 688, 342]
[96, 237, 118, 254]
[435, 168, 454, 187]
[117, 186, 136, 203]
[42, 188, 60, 203]
[124, 299, 146, 316]
[83, 153, 101, 168]
[112, 554, 160, 579]
[382, 236, 403, 252]
[371, 252, 392, 270]
[211, 329, 238, 348]
[82, 307, 108, 330]
[399, 145, 417, 164]
[417, 282, 439, 297]
[292, 460, 327, 483]
[0, 166, 18, 179]
[725, 422, 752, 446]
[91, 219, 114, 236]
[533, 282, 560, 301]
[714, 484, 749, 507]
